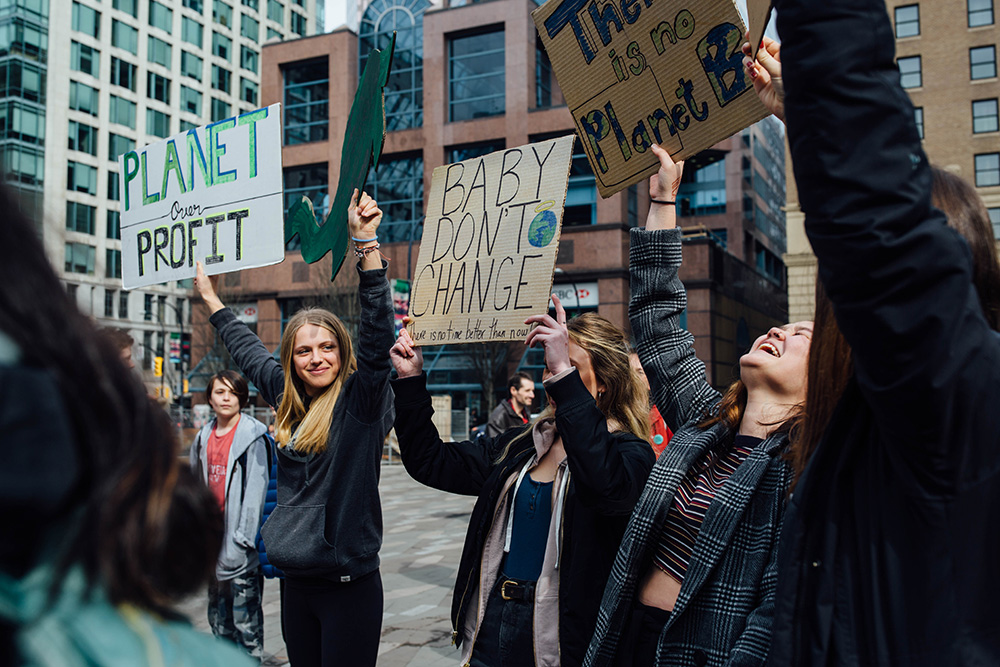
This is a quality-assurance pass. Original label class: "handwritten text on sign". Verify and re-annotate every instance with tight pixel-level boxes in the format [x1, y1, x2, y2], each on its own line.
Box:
[532, 0, 767, 198]
[118, 103, 283, 289]
[409, 136, 575, 346]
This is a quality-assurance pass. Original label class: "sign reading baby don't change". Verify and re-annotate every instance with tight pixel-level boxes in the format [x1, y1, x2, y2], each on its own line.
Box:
[118, 103, 283, 289]
[409, 136, 575, 346]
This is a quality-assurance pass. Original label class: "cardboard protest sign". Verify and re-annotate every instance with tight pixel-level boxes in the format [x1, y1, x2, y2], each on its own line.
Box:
[118, 104, 283, 290]
[285, 33, 396, 282]
[408, 136, 575, 346]
[532, 0, 767, 198]
[747, 0, 772, 59]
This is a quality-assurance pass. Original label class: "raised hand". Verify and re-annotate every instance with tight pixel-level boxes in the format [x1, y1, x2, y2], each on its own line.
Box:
[195, 260, 225, 314]
[742, 34, 784, 122]
[646, 144, 684, 231]
[348, 188, 382, 241]
[390, 325, 424, 379]
[524, 294, 572, 377]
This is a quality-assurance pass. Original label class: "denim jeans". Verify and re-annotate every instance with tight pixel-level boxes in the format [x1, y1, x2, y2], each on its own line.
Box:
[614, 599, 671, 667]
[469, 578, 536, 667]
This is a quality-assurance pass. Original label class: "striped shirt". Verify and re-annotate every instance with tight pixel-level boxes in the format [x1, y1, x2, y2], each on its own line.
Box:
[653, 435, 762, 581]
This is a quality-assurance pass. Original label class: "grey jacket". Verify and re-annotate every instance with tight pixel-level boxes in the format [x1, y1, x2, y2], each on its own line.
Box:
[190, 414, 270, 581]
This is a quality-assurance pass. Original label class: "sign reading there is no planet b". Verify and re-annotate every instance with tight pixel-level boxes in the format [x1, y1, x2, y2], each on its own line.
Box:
[118, 103, 284, 290]
[409, 136, 575, 346]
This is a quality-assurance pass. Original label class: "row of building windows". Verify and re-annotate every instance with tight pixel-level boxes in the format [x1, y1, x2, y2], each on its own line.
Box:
[899, 46, 1000, 89]
[76, 33, 260, 78]
[894, 0, 996, 38]
[909, 99, 1000, 140]
[64, 243, 122, 279]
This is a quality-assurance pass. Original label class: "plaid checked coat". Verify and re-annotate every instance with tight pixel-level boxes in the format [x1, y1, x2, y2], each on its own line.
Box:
[584, 228, 792, 667]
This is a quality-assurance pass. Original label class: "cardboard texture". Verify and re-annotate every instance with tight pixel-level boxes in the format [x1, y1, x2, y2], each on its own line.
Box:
[532, 0, 768, 198]
[285, 33, 396, 282]
[747, 0, 772, 60]
[408, 136, 575, 347]
[118, 103, 283, 290]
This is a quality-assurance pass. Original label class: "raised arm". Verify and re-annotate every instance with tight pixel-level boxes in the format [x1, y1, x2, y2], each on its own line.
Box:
[629, 145, 720, 431]
[197, 261, 284, 406]
[778, 0, 1000, 458]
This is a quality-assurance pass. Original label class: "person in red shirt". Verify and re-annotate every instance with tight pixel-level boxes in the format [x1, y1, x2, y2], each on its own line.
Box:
[630, 350, 673, 458]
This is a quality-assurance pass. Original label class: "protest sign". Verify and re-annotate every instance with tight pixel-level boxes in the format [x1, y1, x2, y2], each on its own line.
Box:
[118, 103, 283, 290]
[285, 34, 396, 282]
[408, 136, 575, 346]
[532, 0, 767, 198]
[747, 0, 772, 59]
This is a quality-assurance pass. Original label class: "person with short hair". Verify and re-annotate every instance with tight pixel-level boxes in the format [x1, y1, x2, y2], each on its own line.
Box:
[190, 370, 270, 661]
[486, 371, 535, 438]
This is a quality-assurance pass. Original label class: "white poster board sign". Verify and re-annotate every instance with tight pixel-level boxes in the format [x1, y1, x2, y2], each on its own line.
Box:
[118, 103, 284, 289]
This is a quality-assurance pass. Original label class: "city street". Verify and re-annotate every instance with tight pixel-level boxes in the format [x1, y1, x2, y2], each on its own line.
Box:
[176, 463, 477, 666]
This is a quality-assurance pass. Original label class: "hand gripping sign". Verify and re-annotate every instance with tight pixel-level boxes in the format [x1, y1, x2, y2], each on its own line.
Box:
[118, 104, 283, 290]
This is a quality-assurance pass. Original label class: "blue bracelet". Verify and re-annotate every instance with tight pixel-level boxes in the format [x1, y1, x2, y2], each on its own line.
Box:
[352, 235, 378, 243]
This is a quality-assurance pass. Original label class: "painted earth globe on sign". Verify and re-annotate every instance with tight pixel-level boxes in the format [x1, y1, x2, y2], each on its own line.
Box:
[527, 209, 558, 248]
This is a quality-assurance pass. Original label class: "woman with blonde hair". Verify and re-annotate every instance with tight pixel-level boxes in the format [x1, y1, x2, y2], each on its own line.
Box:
[389, 299, 656, 666]
[194, 190, 394, 666]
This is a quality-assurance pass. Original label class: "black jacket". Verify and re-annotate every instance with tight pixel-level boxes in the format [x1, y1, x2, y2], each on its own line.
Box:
[209, 262, 395, 581]
[770, 0, 1000, 664]
[486, 398, 529, 439]
[392, 369, 655, 666]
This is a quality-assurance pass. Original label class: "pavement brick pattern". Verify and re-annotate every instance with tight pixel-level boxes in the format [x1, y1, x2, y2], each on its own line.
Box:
[176, 464, 477, 666]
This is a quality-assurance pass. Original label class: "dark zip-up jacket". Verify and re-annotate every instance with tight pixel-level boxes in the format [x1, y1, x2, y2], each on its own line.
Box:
[770, 0, 1000, 663]
[392, 370, 655, 666]
[209, 262, 395, 581]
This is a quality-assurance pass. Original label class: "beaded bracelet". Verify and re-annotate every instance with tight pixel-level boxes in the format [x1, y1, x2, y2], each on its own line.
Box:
[354, 243, 381, 259]
[650, 199, 676, 205]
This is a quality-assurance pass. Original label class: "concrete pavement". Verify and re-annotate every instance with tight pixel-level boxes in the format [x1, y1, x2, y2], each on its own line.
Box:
[175, 463, 476, 666]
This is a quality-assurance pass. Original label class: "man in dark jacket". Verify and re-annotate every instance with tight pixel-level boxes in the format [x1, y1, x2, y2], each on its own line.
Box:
[768, 0, 1000, 664]
[486, 372, 534, 438]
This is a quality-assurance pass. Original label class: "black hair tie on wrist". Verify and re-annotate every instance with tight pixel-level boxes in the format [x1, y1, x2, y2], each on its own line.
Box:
[650, 199, 676, 205]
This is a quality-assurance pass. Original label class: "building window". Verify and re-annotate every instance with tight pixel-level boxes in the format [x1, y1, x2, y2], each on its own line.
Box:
[181, 51, 203, 81]
[213, 31, 231, 59]
[213, 0, 232, 27]
[148, 0, 172, 31]
[267, 0, 282, 22]
[283, 163, 327, 249]
[988, 207, 1000, 238]
[211, 97, 230, 121]
[107, 209, 121, 238]
[894, 4, 919, 37]
[267, 26, 281, 39]
[180, 119, 197, 131]
[109, 94, 136, 128]
[447, 140, 503, 164]
[68, 120, 97, 155]
[3, 145, 45, 186]
[975, 152, 1000, 186]
[359, 0, 429, 129]
[72, 1, 100, 38]
[148, 35, 171, 67]
[69, 80, 99, 115]
[183, 0, 203, 11]
[536, 38, 552, 108]
[970, 0, 994, 26]
[212, 64, 231, 93]
[67, 161, 97, 194]
[290, 10, 305, 36]
[240, 45, 258, 73]
[914, 106, 924, 139]
[898, 55, 921, 88]
[283, 59, 328, 145]
[0, 101, 44, 144]
[242, 0, 258, 10]
[240, 13, 258, 39]
[146, 108, 170, 138]
[108, 170, 120, 200]
[104, 290, 115, 318]
[0, 61, 46, 103]
[678, 158, 727, 216]
[363, 154, 423, 243]
[971, 46, 997, 79]
[65, 242, 96, 274]
[71, 41, 99, 76]
[111, 20, 138, 54]
[180, 85, 202, 115]
[973, 98, 999, 133]
[119, 291, 128, 318]
[108, 132, 134, 161]
[182, 16, 203, 47]
[110, 57, 137, 91]
[240, 77, 258, 105]
[144, 294, 153, 320]
[147, 71, 171, 103]
[66, 201, 95, 234]
[113, 0, 138, 18]
[106, 248, 122, 278]
[449, 28, 505, 122]
[565, 138, 597, 225]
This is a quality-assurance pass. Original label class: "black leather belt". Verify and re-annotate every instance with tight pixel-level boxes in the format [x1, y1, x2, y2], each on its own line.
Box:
[499, 579, 535, 602]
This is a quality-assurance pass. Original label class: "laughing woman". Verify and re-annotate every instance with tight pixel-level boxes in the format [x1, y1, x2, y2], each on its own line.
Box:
[584, 144, 810, 667]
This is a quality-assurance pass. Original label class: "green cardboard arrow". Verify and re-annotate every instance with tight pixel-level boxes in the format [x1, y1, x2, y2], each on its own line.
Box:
[285, 32, 396, 281]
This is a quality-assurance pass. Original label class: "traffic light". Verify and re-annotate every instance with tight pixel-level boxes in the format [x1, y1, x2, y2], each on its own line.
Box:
[154, 356, 163, 377]
[180, 333, 191, 364]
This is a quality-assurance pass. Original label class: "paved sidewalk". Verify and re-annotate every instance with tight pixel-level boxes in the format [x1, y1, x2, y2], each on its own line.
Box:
[175, 464, 476, 666]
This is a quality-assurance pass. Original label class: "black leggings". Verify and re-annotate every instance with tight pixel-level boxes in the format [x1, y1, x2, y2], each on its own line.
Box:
[281, 570, 383, 667]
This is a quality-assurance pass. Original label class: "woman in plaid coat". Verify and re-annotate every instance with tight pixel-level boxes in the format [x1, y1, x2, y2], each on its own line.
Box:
[584, 145, 808, 667]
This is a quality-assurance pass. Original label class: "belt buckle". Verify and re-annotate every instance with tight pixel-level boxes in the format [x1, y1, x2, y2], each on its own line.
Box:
[500, 580, 519, 601]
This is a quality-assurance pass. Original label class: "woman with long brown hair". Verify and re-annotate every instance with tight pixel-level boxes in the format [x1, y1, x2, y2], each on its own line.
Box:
[585, 143, 811, 667]
[194, 189, 394, 666]
[389, 298, 656, 666]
